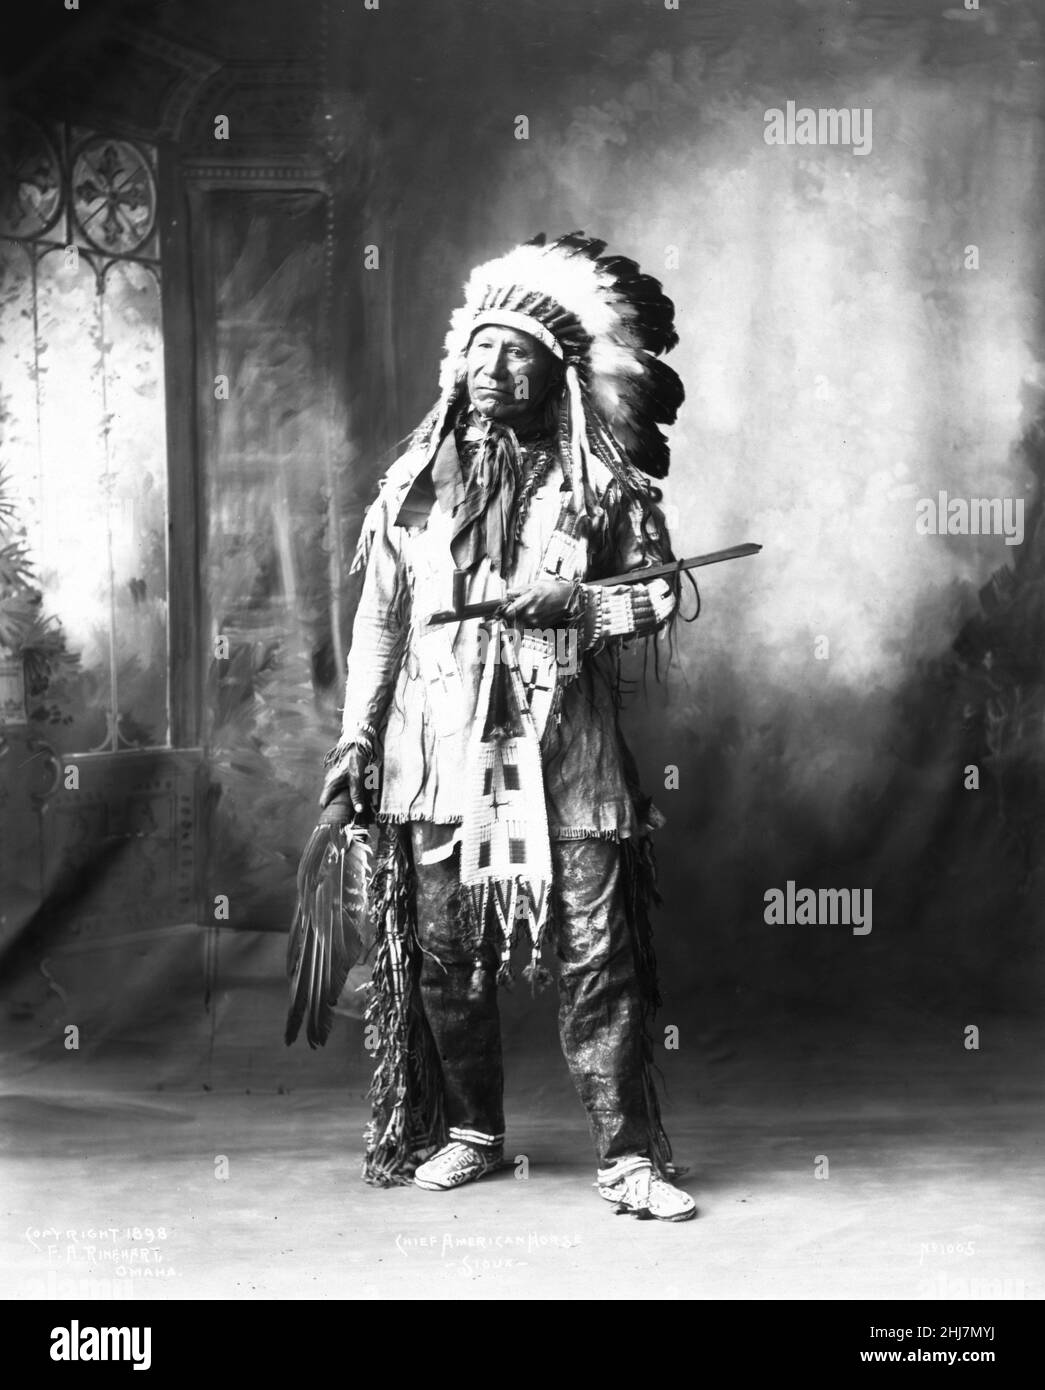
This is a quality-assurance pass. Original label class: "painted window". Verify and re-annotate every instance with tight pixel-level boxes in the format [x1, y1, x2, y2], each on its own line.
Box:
[0, 114, 169, 752]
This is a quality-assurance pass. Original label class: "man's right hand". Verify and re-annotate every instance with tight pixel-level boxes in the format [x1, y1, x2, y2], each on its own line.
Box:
[319, 744, 374, 820]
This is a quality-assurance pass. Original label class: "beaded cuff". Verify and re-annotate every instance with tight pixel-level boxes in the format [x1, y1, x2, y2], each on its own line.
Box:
[579, 574, 676, 653]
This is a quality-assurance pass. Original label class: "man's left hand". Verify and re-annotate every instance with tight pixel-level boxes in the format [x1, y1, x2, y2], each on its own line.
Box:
[498, 578, 578, 626]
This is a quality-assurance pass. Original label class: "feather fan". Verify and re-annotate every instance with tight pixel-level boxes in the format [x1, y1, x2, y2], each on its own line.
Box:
[285, 791, 373, 1048]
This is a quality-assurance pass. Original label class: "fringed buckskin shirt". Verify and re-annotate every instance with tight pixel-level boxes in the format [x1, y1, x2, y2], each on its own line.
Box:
[334, 430, 678, 846]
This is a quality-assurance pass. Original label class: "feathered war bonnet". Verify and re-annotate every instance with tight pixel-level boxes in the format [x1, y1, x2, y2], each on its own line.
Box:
[416, 232, 684, 524]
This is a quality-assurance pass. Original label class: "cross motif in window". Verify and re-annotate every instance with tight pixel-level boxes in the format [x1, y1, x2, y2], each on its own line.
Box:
[74, 144, 149, 248]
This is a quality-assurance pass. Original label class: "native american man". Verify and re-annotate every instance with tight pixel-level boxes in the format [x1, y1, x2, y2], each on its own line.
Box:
[320, 233, 695, 1220]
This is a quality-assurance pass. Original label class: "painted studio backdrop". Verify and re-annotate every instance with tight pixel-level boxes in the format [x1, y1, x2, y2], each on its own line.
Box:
[1, 0, 1043, 1122]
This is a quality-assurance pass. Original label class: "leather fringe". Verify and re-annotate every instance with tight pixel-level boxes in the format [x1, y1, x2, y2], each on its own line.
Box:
[361, 826, 447, 1186]
[548, 826, 622, 841]
[376, 815, 622, 839]
[376, 811, 462, 827]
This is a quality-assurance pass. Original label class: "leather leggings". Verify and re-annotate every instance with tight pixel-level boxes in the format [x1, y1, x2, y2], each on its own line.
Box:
[412, 827, 653, 1165]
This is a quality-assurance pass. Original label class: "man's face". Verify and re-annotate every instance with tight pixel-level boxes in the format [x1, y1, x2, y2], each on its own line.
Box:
[465, 324, 557, 425]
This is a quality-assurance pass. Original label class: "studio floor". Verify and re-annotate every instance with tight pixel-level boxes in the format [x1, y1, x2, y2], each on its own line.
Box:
[0, 927, 1042, 1301]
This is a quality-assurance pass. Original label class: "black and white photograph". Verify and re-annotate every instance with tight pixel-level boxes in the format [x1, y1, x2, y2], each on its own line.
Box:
[1, 0, 1043, 1330]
